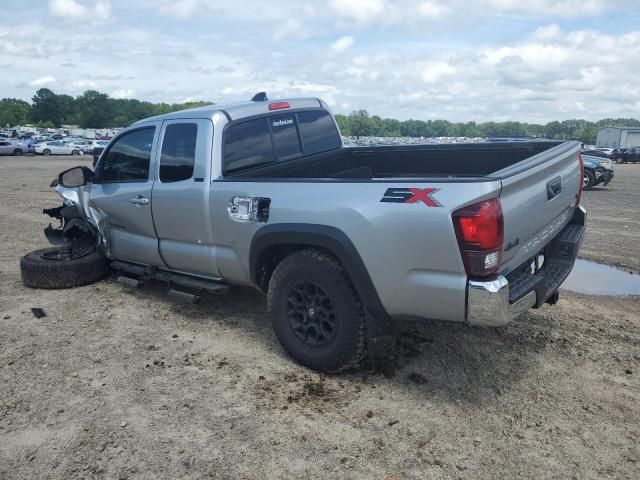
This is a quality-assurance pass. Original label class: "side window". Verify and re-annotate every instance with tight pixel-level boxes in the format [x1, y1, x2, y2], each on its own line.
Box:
[224, 118, 274, 173]
[97, 127, 155, 183]
[269, 114, 301, 159]
[297, 110, 342, 154]
[160, 123, 197, 182]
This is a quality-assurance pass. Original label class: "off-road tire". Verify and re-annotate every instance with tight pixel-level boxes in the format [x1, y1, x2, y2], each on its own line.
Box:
[267, 249, 367, 373]
[584, 170, 596, 189]
[20, 247, 110, 289]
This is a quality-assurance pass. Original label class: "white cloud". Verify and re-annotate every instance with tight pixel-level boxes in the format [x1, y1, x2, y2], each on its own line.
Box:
[70, 79, 98, 90]
[29, 75, 56, 87]
[159, 0, 201, 20]
[111, 88, 136, 99]
[330, 36, 355, 55]
[49, 0, 111, 21]
[417, 1, 451, 19]
[421, 61, 456, 83]
[480, 0, 608, 16]
[328, 0, 388, 25]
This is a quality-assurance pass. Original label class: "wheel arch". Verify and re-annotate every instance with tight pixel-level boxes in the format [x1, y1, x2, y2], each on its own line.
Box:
[249, 223, 390, 327]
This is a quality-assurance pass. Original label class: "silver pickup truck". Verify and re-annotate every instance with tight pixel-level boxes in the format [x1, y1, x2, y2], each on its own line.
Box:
[21, 94, 586, 372]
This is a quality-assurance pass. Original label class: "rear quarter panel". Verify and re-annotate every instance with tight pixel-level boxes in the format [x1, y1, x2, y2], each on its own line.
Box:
[210, 179, 501, 322]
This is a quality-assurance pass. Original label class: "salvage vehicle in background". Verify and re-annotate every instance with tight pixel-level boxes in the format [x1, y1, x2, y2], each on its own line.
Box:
[582, 155, 614, 189]
[614, 146, 640, 164]
[90, 140, 110, 166]
[20, 94, 587, 373]
[0, 140, 25, 155]
[33, 140, 83, 156]
[580, 149, 610, 159]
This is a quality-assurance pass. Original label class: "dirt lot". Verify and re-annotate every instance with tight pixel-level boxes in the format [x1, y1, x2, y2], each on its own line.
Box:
[1, 156, 638, 479]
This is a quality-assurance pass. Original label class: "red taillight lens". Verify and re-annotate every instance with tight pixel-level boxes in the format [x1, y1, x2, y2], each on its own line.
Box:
[576, 153, 584, 206]
[452, 198, 504, 278]
[268, 101, 290, 111]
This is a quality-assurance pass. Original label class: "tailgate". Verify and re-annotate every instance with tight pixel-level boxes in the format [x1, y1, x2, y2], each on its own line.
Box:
[497, 141, 582, 275]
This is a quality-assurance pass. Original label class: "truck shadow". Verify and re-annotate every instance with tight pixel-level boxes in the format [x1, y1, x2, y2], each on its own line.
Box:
[116, 278, 549, 407]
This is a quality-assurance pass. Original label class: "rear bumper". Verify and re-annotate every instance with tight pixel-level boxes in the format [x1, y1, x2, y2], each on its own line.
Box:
[466, 205, 586, 327]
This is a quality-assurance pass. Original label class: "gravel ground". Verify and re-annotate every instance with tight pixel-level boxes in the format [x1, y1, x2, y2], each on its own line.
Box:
[1, 156, 638, 479]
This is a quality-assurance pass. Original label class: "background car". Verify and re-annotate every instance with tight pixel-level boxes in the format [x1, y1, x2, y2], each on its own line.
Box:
[582, 154, 614, 189]
[0, 140, 25, 155]
[615, 147, 640, 163]
[33, 141, 83, 156]
[91, 140, 110, 166]
[581, 149, 610, 159]
[64, 139, 93, 153]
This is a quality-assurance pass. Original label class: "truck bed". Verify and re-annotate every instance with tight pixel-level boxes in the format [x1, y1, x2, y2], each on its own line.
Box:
[228, 141, 563, 179]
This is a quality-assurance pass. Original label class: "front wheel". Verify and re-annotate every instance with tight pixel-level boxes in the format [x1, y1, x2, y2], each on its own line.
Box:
[267, 249, 366, 373]
[13, 148, 23, 155]
[71, 149, 80, 155]
[42, 149, 51, 156]
[21, 247, 110, 289]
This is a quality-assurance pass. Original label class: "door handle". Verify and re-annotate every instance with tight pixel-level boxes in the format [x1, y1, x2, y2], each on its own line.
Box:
[129, 195, 149, 205]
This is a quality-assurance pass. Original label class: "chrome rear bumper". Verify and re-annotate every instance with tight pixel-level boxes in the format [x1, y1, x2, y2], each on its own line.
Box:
[466, 205, 586, 327]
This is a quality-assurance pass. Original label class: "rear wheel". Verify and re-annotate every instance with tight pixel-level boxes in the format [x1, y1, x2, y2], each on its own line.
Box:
[13, 148, 23, 155]
[20, 247, 110, 289]
[71, 149, 79, 155]
[42, 149, 51, 156]
[583, 170, 596, 189]
[267, 249, 366, 372]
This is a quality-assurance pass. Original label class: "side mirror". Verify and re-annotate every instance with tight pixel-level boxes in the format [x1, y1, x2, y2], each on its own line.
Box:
[58, 166, 93, 188]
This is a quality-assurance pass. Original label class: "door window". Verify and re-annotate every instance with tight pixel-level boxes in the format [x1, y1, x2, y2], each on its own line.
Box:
[97, 127, 155, 183]
[160, 123, 197, 182]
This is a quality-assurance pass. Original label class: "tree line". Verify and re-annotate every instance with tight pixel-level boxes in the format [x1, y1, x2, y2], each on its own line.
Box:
[0, 88, 211, 129]
[336, 110, 639, 145]
[1, 89, 638, 144]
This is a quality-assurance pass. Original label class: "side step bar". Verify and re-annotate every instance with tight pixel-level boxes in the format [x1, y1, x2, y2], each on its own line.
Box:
[111, 260, 229, 295]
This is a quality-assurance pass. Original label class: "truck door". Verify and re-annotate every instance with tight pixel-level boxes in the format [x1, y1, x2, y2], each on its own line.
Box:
[90, 123, 165, 266]
[151, 119, 220, 278]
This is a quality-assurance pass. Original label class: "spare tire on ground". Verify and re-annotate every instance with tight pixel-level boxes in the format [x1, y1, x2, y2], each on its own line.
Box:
[20, 247, 110, 289]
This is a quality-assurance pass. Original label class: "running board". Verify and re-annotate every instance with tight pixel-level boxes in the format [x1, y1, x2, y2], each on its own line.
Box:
[111, 260, 229, 294]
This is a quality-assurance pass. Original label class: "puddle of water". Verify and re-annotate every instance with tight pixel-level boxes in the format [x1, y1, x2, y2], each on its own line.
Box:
[561, 259, 640, 296]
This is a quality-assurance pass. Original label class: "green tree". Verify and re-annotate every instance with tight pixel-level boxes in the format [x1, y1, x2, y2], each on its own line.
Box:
[349, 110, 374, 137]
[0, 98, 31, 126]
[31, 88, 62, 126]
[76, 90, 114, 128]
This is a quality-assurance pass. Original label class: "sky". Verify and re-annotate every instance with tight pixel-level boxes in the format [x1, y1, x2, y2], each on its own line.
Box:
[1, 0, 639, 123]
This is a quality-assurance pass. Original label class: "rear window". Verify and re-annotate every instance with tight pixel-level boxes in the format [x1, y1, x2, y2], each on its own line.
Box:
[270, 114, 301, 158]
[298, 110, 341, 154]
[223, 109, 340, 174]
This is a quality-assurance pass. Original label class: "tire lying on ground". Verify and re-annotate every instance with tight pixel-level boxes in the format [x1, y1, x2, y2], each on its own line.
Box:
[20, 247, 111, 289]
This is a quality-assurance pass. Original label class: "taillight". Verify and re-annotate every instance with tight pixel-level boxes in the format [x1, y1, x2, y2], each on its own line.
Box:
[576, 153, 584, 206]
[268, 101, 290, 111]
[452, 197, 504, 279]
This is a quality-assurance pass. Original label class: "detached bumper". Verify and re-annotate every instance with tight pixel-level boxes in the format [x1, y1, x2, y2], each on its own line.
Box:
[466, 205, 586, 327]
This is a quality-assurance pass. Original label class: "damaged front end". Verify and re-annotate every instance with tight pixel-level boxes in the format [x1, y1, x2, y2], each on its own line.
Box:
[44, 204, 96, 251]
[42, 170, 106, 258]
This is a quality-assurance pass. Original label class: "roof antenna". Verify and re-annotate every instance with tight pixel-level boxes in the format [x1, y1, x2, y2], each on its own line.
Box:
[251, 92, 268, 102]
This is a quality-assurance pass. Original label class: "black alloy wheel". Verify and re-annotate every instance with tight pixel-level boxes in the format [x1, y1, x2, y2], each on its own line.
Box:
[287, 281, 338, 348]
